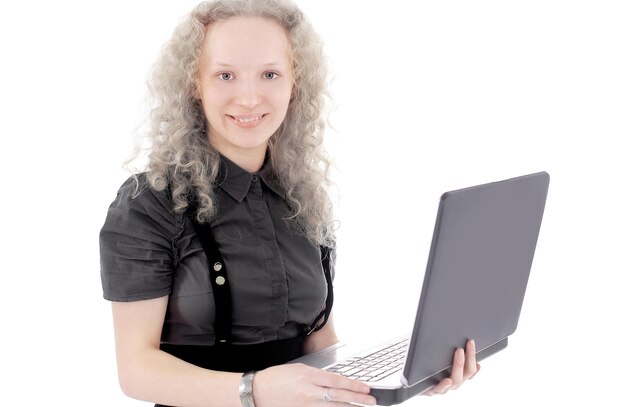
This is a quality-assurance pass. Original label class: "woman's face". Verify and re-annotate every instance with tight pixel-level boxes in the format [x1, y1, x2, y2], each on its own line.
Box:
[198, 17, 294, 165]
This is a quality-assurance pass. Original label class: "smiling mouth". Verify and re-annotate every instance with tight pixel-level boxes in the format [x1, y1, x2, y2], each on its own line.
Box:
[227, 113, 269, 123]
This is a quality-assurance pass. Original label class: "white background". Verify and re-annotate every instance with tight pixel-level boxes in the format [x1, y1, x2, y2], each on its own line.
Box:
[1, 0, 624, 405]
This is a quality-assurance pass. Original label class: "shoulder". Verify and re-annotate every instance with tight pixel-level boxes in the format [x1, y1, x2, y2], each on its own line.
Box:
[100, 173, 179, 302]
[104, 172, 180, 240]
[113, 172, 170, 208]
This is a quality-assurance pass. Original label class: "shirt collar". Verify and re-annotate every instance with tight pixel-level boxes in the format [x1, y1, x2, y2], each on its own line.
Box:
[217, 153, 286, 202]
[258, 159, 287, 200]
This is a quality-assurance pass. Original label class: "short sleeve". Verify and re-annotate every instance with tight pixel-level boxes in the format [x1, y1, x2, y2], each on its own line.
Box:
[99, 174, 177, 302]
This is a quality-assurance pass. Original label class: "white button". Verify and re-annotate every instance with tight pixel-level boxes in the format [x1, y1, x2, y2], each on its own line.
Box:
[213, 262, 222, 271]
[216, 276, 226, 285]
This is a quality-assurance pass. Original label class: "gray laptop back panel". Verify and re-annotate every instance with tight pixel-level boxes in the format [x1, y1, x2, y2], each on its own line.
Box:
[403, 172, 549, 386]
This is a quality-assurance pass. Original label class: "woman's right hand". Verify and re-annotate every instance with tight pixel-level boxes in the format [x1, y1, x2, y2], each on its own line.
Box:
[253, 363, 377, 407]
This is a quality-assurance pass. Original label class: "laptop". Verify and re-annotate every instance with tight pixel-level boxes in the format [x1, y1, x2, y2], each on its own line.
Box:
[290, 171, 550, 405]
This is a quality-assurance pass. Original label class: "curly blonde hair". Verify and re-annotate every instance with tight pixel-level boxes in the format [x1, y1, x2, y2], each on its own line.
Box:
[138, 0, 335, 247]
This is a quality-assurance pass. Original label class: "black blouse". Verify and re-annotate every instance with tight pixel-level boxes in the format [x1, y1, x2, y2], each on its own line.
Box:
[100, 155, 335, 346]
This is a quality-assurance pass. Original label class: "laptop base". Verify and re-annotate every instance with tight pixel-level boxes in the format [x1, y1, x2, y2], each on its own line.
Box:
[371, 337, 508, 405]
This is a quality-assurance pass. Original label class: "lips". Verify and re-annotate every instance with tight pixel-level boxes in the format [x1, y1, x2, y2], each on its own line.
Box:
[227, 113, 268, 123]
[226, 113, 269, 129]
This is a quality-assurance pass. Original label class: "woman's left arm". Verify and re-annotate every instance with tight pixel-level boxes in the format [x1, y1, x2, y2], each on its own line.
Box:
[302, 312, 339, 355]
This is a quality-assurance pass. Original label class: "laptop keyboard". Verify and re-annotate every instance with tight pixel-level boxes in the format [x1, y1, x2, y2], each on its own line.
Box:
[325, 338, 409, 382]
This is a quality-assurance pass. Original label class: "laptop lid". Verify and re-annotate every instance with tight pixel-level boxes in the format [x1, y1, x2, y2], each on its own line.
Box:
[402, 171, 549, 386]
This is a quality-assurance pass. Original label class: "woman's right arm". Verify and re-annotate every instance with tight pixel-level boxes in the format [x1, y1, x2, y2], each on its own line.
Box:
[112, 296, 243, 407]
[112, 296, 376, 407]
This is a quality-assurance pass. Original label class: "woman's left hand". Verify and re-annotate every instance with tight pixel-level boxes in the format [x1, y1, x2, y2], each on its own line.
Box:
[423, 339, 480, 396]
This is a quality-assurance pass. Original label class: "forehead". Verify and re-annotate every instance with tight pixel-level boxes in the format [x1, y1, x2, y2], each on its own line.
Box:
[203, 16, 292, 66]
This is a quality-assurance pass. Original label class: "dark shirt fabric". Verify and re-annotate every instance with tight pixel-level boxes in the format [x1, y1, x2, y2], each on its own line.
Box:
[100, 154, 335, 346]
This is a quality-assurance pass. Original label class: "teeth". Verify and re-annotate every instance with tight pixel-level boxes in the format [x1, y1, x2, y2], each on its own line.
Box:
[235, 115, 262, 123]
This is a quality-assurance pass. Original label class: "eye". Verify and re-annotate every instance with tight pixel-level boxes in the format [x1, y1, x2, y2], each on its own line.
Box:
[219, 72, 233, 81]
[263, 72, 278, 80]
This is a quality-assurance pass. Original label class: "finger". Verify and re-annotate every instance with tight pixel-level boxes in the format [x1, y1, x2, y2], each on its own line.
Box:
[316, 371, 371, 394]
[464, 339, 478, 380]
[423, 378, 452, 396]
[423, 377, 452, 396]
[469, 363, 481, 379]
[449, 347, 465, 389]
[320, 387, 377, 406]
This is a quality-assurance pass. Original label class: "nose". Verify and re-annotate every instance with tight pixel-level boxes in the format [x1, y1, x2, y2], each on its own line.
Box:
[234, 77, 262, 109]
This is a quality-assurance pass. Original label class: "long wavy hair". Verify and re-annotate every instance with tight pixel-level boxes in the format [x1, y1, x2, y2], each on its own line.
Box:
[137, 0, 336, 247]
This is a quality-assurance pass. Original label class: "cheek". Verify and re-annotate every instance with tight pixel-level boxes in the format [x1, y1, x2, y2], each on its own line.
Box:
[201, 87, 228, 117]
[270, 83, 294, 110]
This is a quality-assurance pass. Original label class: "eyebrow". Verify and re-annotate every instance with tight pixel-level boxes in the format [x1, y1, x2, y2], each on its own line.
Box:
[210, 62, 285, 68]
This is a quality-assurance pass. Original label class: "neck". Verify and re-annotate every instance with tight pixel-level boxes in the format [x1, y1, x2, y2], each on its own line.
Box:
[214, 145, 268, 173]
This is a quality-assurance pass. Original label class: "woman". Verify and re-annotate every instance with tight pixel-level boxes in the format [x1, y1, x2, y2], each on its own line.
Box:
[100, 1, 479, 406]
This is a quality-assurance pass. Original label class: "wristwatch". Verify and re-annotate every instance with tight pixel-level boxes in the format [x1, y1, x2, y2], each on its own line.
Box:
[239, 371, 257, 407]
